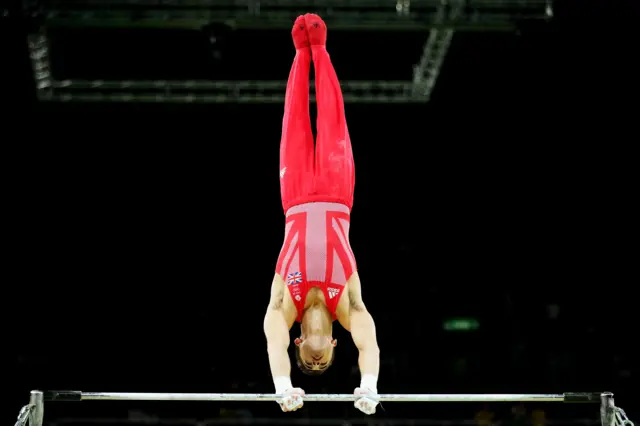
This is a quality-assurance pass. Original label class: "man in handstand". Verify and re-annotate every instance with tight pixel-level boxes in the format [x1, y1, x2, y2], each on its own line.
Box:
[264, 13, 381, 416]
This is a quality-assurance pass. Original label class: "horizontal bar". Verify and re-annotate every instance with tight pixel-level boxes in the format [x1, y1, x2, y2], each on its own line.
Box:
[84, 393, 565, 402]
[40, 391, 603, 403]
[45, 0, 550, 7]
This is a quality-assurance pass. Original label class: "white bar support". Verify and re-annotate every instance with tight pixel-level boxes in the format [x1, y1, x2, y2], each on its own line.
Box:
[29, 391, 44, 426]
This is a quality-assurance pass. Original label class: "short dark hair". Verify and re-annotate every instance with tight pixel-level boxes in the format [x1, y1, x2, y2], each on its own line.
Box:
[295, 345, 335, 376]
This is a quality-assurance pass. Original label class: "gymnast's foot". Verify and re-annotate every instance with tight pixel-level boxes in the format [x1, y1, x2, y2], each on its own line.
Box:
[304, 13, 327, 47]
[292, 15, 310, 50]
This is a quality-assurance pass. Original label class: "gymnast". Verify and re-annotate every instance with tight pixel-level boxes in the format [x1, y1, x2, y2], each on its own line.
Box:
[263, 13, 380, 416]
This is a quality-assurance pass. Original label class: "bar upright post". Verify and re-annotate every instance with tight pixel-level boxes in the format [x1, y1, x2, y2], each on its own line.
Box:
[29, 391, 44, 426]
[600, 392, 615, 426]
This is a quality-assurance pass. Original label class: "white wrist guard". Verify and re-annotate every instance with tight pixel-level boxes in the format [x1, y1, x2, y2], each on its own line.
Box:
[360, 374, 378, 394]
[274, 376, 293, 394]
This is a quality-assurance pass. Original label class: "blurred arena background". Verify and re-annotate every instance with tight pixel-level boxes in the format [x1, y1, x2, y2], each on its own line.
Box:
[4, 0, 637, 426]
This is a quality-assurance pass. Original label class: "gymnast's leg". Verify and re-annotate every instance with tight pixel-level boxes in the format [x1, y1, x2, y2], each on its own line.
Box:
[305, 14, 355, 209]
[279, 16, 315, 212]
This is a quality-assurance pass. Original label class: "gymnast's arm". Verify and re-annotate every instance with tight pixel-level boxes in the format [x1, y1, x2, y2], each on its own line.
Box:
[263, 275, 292, 380]
[348, 277, 380, 379]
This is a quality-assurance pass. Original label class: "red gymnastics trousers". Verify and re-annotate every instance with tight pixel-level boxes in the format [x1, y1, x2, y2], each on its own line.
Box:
[279, 16, 355, 213]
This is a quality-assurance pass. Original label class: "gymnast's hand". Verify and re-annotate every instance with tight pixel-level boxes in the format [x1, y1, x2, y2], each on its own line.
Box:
[353, 387, 379, 415]
[278, 387, 305, 412]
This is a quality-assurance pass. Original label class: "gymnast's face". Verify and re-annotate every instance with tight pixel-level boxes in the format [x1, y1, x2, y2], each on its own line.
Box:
[297, 305, 335, 374]
[295, 335, 337, 374]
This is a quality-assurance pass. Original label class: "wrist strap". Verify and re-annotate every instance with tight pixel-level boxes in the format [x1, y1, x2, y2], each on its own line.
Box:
[360, 374, 378, 394]
[274, 376, 293, 394]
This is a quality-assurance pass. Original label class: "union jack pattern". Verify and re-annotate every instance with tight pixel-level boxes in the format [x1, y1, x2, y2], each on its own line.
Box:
[275, 202, 356, 322]
[287, 271, 303, 285]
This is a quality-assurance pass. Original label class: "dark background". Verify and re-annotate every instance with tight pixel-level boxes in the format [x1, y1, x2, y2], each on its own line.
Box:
[4, 0, 637, 425]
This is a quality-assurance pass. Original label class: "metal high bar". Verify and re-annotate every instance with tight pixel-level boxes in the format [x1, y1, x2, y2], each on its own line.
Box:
[39, 390, 606, 403]
[23, 391, 621, 426]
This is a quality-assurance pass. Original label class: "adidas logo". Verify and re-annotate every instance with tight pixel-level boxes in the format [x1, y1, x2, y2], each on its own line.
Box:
[328, 288, 339, 299]
[280, 167, 287, 179]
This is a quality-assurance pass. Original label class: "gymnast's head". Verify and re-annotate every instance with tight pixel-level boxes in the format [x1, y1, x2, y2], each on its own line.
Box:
[295, 304, 337, 375]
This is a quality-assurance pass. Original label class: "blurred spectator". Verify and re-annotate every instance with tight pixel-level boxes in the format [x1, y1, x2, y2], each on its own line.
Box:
[475, 404, 495, 426]
[531, 409, 546, 426]
[505, 404, 528, 426]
